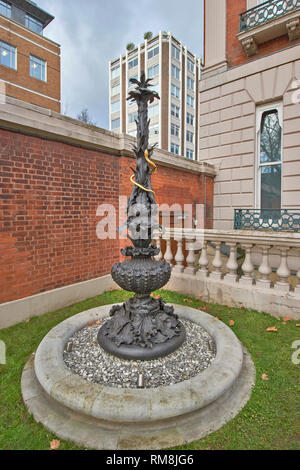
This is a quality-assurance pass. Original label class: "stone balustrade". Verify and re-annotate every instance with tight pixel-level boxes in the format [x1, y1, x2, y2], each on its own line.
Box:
[154, 228, 300, 319]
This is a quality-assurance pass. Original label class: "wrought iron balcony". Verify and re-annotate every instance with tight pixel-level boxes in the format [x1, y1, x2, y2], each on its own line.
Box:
[234, 208, 300, 232]
[240, 0, 300, 32]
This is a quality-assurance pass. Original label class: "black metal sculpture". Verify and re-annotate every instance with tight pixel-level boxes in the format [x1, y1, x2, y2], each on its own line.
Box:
[98, 72, 185, 360]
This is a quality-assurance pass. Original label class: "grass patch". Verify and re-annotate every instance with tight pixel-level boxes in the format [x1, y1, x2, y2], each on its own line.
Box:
[0, 289, 299, 450]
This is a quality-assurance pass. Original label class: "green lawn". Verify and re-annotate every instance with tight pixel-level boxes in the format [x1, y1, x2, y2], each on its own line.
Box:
[0, 289, 299, 450]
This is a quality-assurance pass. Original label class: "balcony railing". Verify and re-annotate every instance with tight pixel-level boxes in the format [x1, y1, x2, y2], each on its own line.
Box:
[240, 0, 300, 32]
[234, 209, 300, 232]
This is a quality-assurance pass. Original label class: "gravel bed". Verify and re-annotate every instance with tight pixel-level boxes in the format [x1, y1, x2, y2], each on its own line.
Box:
[63, 318, 216, 389]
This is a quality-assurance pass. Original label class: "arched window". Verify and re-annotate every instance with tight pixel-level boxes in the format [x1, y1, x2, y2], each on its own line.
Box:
[256, 103, 283, 211]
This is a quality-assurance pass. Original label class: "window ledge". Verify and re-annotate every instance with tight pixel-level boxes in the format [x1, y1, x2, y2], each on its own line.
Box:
[237, 9, 300, 57]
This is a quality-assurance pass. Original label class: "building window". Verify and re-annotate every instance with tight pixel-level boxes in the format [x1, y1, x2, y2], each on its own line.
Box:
[171, 44, 180, 61]
[25, 14, 43, 35]
[171, 64, 180, 80]
[128, 74, 138, 87]
[187, 77, 194, 91]
[256, 104, 282, 210]
[148, 45, 159, 60]
[187, 94, 194, 108]
[111, 65, 120, 79]
[171, 143, 180, 155]
[151, 83, 160, 94]
[171, 123, 179, 137]
[186, 149, 194, 160]
[149, 125, 159, 136]
[0, 40, 16, 69]
[128, 129, 137, 137]
[111, 100, 120, 113]
[128, 57, 138, 69]
[148, 103, 159, 118]
[111, 118, 120, 130]
[187, 58, 194, 73]
[186, 112, 194, 126]
[186, 130, 194, 143]
[148, 64, 159, 79]
[171, 104, 180, 118]
[30, 55, 46, 81]
[171, 84, 180, 99]
[0, 0, 11, 18]
[111, 84, 120, 96]
[128, 111, 138, 123]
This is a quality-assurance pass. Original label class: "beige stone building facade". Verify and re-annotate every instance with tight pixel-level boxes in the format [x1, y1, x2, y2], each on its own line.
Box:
[109, 32, 200, 161]
[200, 0, 300, 231]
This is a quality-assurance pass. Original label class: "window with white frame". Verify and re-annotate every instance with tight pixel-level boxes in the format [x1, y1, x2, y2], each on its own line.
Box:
[187, 94, 194, 108]
[186, 130, 194, 143]
[186, 112, 194, 126]
[171, 143, 180, 155]
[171, 84, 180, 99]
[149, 124, 159, 136]
[111, 118, 120, 130]
[111, 83, 120, 96]
[148, 64, 159, 79]
[187, 58, 194, 73]
[0, 0, 11, 18]
[111, 100, 120, 113]
[171, 123, 179, 137]
[128, 111, 138, 123]
[187, 77, 194, 91]
[148, 45, 159, 60]
[148, 104, 159, 118]
[30, 55, 46, 81]
[171, 44, 180, 61]
[171, 64, 180, 80]
[25, 14, 43, 34]
[256, 103, 282, 210]
[111, 65, 120, 79]
[186, 149, 194, 160]
[151, 83, 160, 94]
[171, 103, 180, 118]
[0, 40, 16, 69]
[128, 57, 138, 69]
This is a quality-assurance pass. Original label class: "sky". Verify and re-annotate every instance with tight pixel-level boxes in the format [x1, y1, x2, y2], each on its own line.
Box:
[37, 0, 204, 129]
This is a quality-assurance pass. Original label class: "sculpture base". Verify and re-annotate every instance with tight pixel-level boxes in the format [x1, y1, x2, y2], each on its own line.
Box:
[98, 325, 186, 361]
[97, 295, 186, 361]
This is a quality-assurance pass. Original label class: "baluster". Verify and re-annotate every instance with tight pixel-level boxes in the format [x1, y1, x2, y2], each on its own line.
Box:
[197, 240, 209, 280]
[154, 236, 163, 261]
[275, 247, 290, 292]
[173, 236, 185, 273]
[184, 236, 197, 276]
[239, 244, 254, 286]
[256, 245, 272, 288]
[224, 243, 238, 282]
[295, 256, 300, 296]
[164, 237, 173, 268]
[210, 241, 223, 280]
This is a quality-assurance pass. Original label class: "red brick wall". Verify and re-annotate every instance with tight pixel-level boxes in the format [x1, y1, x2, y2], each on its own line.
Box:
[0, 129, 214, 304]
[226, 0, 300, 68]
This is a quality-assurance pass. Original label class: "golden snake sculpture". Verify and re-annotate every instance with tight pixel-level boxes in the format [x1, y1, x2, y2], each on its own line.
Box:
[130, 149, 157, 195]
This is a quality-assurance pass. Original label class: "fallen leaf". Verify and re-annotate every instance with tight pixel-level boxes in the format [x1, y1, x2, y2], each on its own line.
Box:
[50, 440, 60, 450]
[88, 321, 95, 327]
[229, 320, 235, 327]
[25, 319, 30, 323]
[283, 317, 292, 322]
[296, 324, 300, 327]
[261, 374, 269, 381]
[96, 320, 101, 325]
[155, 295, 160, 299]
[217, 316, 223, 320]
[256, 353, 261, 357]
[183, 299, 193, 303]
[266, 326, 278, 332]
[195, 297, 201, 301]
[241, 306, 245, 310]
[282, 322, 287, 325]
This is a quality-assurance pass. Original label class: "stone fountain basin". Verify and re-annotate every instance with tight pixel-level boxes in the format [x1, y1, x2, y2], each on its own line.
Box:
[21, 304, 255, 450]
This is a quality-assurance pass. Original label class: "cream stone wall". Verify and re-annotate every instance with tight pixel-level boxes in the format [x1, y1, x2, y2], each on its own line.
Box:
[199, 45, 300, 229]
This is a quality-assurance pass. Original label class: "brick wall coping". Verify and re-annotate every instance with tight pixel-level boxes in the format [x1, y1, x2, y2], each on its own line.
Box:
[200, 42, 300, 93]
[0, 96, 216, 177]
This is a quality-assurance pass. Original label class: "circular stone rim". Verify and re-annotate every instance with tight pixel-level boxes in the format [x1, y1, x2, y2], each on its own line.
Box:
[34, 304, 244, 423]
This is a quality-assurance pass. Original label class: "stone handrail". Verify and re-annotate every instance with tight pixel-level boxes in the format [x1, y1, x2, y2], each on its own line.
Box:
[154, 228, 300, 297]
